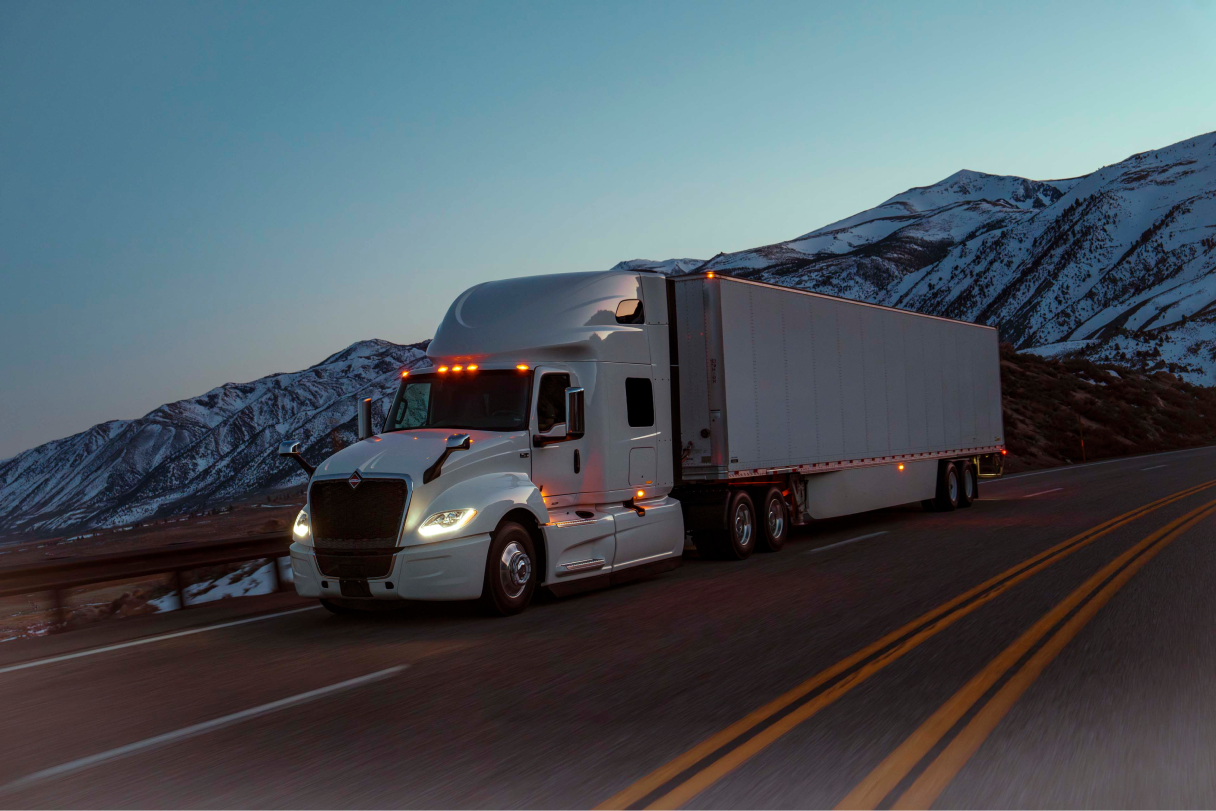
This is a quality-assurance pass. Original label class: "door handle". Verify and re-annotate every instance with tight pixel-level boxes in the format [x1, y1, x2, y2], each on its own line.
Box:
[573, 449, 581, 474]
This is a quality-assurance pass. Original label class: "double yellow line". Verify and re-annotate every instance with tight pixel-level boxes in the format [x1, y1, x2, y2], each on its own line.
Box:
[597, 479, 1216, 810]
[839, 493, 1216, 809]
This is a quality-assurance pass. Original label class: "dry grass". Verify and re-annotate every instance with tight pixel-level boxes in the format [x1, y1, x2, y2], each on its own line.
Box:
[1001, 343, 1216, 472]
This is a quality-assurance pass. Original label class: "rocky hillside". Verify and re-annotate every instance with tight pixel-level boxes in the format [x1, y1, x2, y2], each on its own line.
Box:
[0, 340, 430, 535]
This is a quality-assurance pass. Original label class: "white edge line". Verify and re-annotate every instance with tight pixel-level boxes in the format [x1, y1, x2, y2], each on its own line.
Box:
[1022, 488, 1064, 499]
[804, 531, 889, 555]
[0, 606, 321, 676]
[1141, 464, 1167, 471]
[0, 665, 407, 794]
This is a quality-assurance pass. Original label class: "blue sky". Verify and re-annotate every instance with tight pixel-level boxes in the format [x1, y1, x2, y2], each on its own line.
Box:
[2, 0, 1214, 458]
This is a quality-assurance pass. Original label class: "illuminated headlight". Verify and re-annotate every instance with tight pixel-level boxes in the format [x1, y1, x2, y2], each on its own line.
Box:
[418, 509, 477, 537]
[293, 509, 311, 541]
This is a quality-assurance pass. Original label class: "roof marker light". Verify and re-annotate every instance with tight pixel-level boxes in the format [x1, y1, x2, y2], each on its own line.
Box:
[467, 364, 478, 371]
[438, 366, 449, 373]
[516, 364, 529, 371]
[401, 371, 408, 378]
[707, 272, 715, 278]
[453, 365, 463, 372]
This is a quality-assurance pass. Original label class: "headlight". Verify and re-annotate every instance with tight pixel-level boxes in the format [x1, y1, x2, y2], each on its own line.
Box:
[293, 509, 311, 541]
[418, 508, 477, 537]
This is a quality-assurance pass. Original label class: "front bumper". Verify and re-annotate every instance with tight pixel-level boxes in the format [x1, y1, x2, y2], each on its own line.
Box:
[290, 533, 492, 601]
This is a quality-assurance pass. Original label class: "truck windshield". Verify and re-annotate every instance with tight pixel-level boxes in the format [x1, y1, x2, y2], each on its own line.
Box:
[383, 370, 531, 432]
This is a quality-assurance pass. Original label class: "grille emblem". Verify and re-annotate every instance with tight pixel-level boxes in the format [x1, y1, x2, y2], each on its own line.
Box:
[348, 470, 362, 489]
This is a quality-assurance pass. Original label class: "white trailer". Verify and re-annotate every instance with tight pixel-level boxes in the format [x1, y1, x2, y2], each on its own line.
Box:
[280, 269, 1005, 614]
[669, 273, 1004, 559]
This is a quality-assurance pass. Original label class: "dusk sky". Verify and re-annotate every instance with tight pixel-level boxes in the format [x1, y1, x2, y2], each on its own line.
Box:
[2, 0, 1214, 459]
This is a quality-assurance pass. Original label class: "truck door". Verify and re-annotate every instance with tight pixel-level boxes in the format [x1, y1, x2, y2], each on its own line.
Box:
[529, 367, 585, 506]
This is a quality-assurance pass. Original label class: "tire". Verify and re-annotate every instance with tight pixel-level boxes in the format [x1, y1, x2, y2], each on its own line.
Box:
[957, 461, 978, 508]
[757, 486, 788, 553]
[934, 462, 960, 512]
[719, 490, 757, 560]
[480, 521, 537, 616]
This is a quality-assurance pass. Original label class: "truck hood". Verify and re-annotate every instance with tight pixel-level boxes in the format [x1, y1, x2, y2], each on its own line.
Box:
[311, 429, 529, 484]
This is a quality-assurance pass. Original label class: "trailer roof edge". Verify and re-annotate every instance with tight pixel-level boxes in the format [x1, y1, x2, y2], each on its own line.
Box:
[668, 272, 999, 332]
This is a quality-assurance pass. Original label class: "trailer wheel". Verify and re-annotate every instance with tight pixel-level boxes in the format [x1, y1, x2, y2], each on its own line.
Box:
[934, 462, 960, 512]
[957, 461, 977, 508]
[757, 486, 788, 553]
[480, 521, 537, 616]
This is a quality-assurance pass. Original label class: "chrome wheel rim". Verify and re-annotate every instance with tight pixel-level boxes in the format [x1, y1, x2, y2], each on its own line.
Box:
[734, 502, 753, 547]
[948, 470, 959, 502]
[498, 540, 531, 599]
[767, 498, 784, 539]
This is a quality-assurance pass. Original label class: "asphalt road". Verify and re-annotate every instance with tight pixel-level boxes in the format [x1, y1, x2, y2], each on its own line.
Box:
[4, 447, 1216, 809]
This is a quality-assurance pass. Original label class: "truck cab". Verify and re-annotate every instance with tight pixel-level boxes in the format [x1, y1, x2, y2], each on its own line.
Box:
[284, 270, 685, 615]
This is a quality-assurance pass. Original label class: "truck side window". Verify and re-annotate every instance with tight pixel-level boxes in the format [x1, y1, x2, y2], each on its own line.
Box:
[625, 377, 654, 427]
[536, 373, 569, 433]
[615, 299, 644, 324]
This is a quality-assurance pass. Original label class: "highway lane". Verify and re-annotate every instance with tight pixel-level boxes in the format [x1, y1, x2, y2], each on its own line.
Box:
[4, 446, 1216, 808]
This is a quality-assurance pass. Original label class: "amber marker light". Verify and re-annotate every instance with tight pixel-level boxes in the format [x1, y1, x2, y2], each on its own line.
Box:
[707, 271, 715, 278]
[453, 365, 463, 372]
[636, 490, 644, 499]
[516, 364, 529, 371]
[898, 464, 905, 471]
[467, 364, 478, 371]
[438, 366, 449, 373]
[401, 371, 409, 378]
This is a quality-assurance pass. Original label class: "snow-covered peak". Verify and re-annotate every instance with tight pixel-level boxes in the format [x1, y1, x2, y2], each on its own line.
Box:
[881, 169, 1076, 213]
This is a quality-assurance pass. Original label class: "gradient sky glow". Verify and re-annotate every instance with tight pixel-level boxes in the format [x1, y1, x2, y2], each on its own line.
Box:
[2, 0, 1215, 458]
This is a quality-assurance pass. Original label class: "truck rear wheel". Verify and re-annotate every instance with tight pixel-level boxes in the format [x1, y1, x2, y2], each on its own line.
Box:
[480, 521, 537, 616]
[958, 461, 977, 508]
[757, 486, 788, 553]
[693, 490, 757, 560]
[934, 462, 960, 512]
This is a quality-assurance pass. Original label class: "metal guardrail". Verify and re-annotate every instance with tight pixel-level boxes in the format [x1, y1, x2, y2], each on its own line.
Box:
[0, 533, 293, 631]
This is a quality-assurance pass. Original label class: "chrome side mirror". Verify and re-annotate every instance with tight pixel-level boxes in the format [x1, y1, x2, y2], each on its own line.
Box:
[357, 397, 373, 441]
[424, 433, 472, 484]
[565, 387, 585, 440]
[278, 440, 316, 477]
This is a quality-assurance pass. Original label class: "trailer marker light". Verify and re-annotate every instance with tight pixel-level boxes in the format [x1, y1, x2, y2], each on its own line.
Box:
[636, 490, 644, 499]
[438, 366, 448, 373]
[1002, 449, 1007, 455]
[707, 272, 715, 278]
[516, 364, 529, 371]
[453, 365, 463, 372]
[898, 464, 905, 471]
[401, 370, 408, 378]
[467, 364, 478, 371]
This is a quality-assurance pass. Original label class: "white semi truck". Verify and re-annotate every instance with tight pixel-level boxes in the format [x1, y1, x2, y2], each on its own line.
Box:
[281, 269, 1005, 615]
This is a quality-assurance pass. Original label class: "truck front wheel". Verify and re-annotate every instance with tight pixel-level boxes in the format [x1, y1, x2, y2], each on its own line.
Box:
[481, 521, 537, 616]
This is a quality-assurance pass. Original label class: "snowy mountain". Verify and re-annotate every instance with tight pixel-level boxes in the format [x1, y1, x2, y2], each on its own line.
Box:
[669, 131, 1216, 382]
[0, 340, 430, 535]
